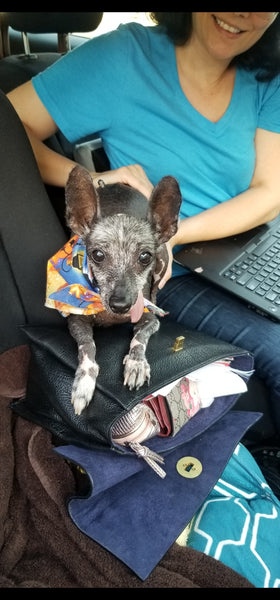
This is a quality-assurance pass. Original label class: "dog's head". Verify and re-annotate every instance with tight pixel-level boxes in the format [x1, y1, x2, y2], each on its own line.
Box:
[65, 165, 182, 320]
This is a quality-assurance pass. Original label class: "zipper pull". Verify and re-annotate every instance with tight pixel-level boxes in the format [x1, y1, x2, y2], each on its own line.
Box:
[128, 441, 166, 478]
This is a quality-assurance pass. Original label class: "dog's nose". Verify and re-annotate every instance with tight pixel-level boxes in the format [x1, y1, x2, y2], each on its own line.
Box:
[109, 286, 132, 314]
[109, 296, 132, 313]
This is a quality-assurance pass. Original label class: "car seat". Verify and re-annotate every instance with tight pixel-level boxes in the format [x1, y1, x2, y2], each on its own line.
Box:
[0, 12, 103, 92]
[0, 11, 103, 155]
[0, 12, 106, 224]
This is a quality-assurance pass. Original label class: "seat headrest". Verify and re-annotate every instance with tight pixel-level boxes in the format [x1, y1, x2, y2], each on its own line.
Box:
[3, 12, 103, 34]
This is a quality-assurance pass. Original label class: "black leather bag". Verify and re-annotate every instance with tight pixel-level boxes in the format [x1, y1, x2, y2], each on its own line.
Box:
[11, 318, 258, 455]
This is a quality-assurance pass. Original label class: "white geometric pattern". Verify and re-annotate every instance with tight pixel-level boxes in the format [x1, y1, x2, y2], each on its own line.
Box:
[186, 444, 280, 588]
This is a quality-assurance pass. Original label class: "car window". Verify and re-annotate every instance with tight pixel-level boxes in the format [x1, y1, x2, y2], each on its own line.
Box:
[75, 12, 154, 39]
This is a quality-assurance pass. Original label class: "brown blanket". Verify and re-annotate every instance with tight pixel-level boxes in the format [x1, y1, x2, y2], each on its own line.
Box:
[0, 345, 254, 588]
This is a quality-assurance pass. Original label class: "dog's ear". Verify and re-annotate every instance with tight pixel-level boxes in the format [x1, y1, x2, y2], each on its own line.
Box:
[65, 165, 101, 237]
[148, 176, 182, 244]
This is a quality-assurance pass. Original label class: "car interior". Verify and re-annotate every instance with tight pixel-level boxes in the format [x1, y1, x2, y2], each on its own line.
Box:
[0, 11, 279, 588]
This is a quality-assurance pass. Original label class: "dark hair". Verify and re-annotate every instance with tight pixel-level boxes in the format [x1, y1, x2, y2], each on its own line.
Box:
[150, 12, 280, 81]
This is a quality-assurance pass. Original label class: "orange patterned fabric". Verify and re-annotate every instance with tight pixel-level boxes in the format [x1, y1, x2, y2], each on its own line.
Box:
[45, 235, 105, 317]
[45, 235, 166, 319]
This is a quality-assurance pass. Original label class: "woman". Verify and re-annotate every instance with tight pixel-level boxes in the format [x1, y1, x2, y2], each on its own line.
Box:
[6, 12, 280, 430]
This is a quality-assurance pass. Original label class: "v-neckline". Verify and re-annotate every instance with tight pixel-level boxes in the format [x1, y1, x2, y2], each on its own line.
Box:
[171, 45, 239, 132]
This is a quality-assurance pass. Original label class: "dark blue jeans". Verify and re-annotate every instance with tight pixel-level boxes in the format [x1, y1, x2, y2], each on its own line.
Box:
[157, 274, 280, 433]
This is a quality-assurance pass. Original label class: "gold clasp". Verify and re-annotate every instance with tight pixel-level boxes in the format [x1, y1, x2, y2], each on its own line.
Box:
[172, 335, 185, 352]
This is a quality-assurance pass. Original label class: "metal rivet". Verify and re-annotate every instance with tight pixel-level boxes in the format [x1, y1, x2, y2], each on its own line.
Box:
[176, 456, 203, 478]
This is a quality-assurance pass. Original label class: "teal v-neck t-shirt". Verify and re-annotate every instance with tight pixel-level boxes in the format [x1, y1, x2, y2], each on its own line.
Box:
[33, 22, 280, 234]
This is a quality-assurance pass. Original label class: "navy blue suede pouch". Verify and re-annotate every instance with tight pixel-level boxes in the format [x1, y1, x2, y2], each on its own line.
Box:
[55, 409, 260, 580]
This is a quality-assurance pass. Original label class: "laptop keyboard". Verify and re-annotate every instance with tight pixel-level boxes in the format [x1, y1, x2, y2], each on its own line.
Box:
[222, 229, 280, 307]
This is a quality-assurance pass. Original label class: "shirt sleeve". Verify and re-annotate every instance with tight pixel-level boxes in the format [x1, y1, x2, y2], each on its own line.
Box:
[32, 25, 131, 143]
[257, 74, 280, 133]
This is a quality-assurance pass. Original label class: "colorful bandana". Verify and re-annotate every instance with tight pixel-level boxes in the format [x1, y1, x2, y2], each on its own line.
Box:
[45, 235, 167, 319]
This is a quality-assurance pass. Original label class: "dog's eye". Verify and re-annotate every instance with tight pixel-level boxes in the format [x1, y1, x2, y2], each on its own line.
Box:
[139, 251, 152, 266]
[91, 249, 105, 263]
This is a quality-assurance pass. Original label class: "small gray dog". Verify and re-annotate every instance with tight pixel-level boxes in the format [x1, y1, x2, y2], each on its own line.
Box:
[65, 165, 182, 415]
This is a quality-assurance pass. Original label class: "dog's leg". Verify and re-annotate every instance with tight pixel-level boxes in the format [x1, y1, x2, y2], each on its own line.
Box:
[123, 313, 160, 390]
[68, 314, 99, 415]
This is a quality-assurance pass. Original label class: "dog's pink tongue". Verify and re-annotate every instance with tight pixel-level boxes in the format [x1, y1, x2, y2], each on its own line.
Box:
[130, 291, 144, 323]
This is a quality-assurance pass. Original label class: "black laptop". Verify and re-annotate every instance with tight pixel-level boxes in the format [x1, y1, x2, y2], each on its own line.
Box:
[174, 214, 280, 322]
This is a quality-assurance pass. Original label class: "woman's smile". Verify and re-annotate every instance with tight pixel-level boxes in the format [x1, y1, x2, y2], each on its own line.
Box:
[213, 15, 244, 36]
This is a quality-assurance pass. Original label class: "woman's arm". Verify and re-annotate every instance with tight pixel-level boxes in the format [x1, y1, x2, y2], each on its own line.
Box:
[7, 81, 154, 197]
[172, 128, 280, 246]
[8, 83, 280, 242]
[159, 128, 280, 287]
[7, 81, 75, 186]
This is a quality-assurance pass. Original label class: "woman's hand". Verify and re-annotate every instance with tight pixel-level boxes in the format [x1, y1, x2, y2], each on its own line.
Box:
[158, 239, 174, 289]
[91, 164, 154, 199]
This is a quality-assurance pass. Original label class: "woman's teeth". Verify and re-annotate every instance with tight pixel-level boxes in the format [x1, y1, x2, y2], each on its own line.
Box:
[215, 16, 242, 34]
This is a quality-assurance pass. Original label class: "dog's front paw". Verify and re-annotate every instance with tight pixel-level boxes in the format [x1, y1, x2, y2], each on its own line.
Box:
[123, 355, 151, 390]
[71, 362, 99, 415]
